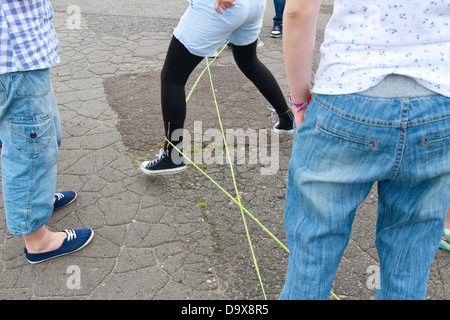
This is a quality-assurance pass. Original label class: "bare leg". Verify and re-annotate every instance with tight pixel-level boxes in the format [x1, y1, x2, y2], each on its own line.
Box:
[23, 225, 67, 254]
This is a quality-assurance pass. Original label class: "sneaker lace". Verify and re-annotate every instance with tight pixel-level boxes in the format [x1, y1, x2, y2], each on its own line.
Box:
[267, 106, 278, 124]
[268, 106, 295, 126]
[147, 148, 166, 167]
[64, 229, 77, 241]
[55, 192, 64, 200]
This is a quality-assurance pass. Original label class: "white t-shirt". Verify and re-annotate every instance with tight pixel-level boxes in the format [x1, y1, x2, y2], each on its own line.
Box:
[313, 0, 450, 97]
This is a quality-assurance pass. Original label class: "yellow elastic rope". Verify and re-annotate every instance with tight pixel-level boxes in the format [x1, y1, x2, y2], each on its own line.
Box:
[167, 40, 339, 301]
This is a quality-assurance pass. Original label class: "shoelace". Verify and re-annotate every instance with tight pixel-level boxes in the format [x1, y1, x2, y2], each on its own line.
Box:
[146, 148, 166, 168]
[64, 229, 77, 241]
[267, 107, 295, 125]
[268, 106, 278, 124]
[54, 192, 65, 200]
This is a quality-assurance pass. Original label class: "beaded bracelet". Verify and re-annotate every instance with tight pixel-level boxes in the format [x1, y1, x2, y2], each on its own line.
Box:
[289, 93, 312, 112]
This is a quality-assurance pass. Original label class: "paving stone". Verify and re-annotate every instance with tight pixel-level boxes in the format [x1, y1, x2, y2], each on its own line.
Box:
[0, 2, 448, 302]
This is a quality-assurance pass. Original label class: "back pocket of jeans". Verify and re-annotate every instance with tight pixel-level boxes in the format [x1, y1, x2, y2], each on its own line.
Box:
[8, 115, 54, 158]
[422, 130, 450, 147]
[316, 121, 377, 149]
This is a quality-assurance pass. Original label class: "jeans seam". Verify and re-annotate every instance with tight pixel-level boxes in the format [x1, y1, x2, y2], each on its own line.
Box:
[26, 157, 37, 232]
[315, 94, 450, 127]
[313, 95, 401, 128]
[389, 100, 410, 180]
[408, 112, 450, 126]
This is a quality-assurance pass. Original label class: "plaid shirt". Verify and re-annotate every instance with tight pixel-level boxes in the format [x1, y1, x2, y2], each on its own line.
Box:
[0, 0, 59, 74]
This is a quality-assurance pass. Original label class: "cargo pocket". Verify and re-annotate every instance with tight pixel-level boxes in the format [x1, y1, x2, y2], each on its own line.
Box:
[8, 114, 54, 158]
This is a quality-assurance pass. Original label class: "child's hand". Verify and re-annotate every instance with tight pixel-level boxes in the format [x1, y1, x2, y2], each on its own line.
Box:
[214, 0, 236, 14]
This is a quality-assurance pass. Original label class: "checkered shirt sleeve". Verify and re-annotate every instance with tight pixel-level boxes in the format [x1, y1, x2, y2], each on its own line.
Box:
[0, 0, 59, 74]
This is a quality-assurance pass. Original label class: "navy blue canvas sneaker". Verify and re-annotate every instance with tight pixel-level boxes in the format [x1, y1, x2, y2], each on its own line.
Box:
[54, 191, 77, 210]
[25, 228, 94, 264]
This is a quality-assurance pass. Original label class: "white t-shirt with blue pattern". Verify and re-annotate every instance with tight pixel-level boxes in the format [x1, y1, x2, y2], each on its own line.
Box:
[314, 0, 450, 97]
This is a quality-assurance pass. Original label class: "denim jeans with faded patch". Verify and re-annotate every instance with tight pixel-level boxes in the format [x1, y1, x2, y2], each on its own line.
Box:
[273, 0, 285, 26]
[280, 81, 450, 299]
[0, 68, 61, 236]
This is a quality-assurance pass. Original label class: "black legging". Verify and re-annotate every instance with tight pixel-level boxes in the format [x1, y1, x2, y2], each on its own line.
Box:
[160, 36, 289, 152]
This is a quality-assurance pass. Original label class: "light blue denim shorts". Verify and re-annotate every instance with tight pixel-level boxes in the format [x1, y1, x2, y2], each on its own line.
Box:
[0, 69, 61, 236]
[174, 0, 266, 57]
[281, 76, 450, 299]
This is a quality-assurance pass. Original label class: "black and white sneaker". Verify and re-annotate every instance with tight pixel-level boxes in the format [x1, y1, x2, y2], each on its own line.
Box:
[274, 121, 294, 134]
[270, 108, 294, 134]
[140, 148, 186, 175]
[270, 24, 282, 38]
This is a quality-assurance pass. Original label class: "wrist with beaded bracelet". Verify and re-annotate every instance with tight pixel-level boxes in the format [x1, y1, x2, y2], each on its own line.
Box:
[289, 93, 312, 112]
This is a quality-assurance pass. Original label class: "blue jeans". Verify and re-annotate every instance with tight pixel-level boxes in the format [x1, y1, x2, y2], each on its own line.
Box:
[273, 0, 285, 26]
[0, 69, 61, 236]
[280, 93, 450, 299]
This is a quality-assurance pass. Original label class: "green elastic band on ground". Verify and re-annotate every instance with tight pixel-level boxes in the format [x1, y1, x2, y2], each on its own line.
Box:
[169, 40, 339, 301]
[205, 56, 266, 299]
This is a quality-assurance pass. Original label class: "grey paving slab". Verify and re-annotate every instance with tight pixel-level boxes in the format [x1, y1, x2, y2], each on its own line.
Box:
[0, 0, 449, 301]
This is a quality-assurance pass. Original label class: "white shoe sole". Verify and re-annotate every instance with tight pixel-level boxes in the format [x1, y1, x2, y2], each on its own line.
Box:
[140, 162, 187, 176]
[439, 239, 450, 251]
[26, 229, 94, 264]
[273, 122, 293, 134]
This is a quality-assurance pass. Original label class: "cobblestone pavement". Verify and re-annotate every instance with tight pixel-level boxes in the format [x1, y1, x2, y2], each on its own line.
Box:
[0, 1, 449, 300]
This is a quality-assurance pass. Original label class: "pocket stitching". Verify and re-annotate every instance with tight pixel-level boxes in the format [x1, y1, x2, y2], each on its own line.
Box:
[0, 80, 6, 105]
[422, 130, 450, 146]
[316, 121, 377, 149]
[8, 115, 53, 158]
[12, 70, 50, 98]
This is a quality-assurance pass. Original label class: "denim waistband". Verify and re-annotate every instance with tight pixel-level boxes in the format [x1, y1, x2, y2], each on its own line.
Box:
[359, 75, 437, 98]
